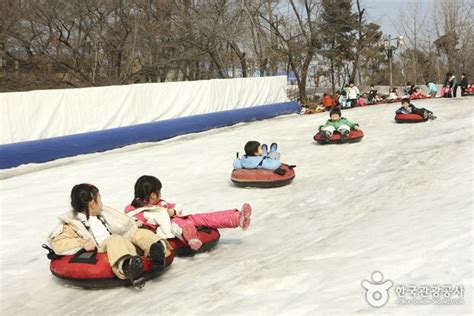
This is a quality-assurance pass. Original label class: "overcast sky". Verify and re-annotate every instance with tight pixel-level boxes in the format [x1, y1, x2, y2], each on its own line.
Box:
[360, 0, 437, 35]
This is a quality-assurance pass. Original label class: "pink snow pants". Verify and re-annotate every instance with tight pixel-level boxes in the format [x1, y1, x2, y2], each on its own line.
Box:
[171, 209, 240, 229]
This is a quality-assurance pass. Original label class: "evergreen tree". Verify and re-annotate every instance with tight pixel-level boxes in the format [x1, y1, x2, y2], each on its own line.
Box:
[318, 0, 358, 95]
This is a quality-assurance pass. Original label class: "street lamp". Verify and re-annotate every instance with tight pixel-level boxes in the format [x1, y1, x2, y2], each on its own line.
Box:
[383, 35, 404, 89]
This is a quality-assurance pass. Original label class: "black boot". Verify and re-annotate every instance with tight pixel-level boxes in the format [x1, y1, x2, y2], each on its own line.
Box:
[321, 130, 331, 140]
[122, 255, 145, 289]
[149, 241, 166, 272]
[340, 129, 350, 142]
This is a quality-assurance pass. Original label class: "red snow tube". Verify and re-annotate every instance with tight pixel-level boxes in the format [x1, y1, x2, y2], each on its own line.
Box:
[394, 113, 428, 123]
[313, 130, 364, 144]
[410, 95, 431, 100]
[49, 251, 174, 289]
[231, 163, 295, 188]
[385, 97, 402, 103]
[168, 226, 221, 256]
[48, 227, 220, 288]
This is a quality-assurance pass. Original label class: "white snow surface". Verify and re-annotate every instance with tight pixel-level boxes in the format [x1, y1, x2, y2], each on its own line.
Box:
[0, 97, 472, 315]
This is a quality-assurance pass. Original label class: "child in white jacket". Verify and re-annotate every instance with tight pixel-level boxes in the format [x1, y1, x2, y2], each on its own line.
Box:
[48, 184, 171, 288]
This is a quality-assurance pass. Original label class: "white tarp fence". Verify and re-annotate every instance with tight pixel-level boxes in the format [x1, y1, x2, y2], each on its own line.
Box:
[0, 76, 288, 144]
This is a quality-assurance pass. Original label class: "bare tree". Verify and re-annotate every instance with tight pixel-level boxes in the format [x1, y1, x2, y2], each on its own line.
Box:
[433, 0, 474, 74]
[256, 0, 320, 103]
[394, 0, 430, 84]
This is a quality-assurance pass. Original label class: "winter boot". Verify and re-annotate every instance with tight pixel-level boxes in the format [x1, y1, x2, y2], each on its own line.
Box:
[149, 240, 167, 271]
[261, 144, 268, 156]
[320, 130, 332, 140]
[239, 203, 252, 231]
[340, 129, 350, 142]
[270, 143, 278, 153]
[122, 255, 145, 289]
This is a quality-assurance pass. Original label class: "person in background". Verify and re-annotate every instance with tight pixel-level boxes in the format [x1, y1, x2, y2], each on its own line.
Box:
[348, 82, 360, 107]
[425, 81, 438, 98]
[338, 90, 351, 109]
[387, 87, 400, 100]
[410, 86, 426, 99]
[321, 93, 335, 110]
[404, 82, 415, 96]
[357, 93, 368, 106]
[334, 91, 341, 107]
[367, 85, 378, 104]
[460, 73, 469, 96]
[445, 72, 458, 97]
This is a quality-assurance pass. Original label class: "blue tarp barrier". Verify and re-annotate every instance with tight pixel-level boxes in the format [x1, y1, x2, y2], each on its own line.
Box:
[0, 101, 299, 169]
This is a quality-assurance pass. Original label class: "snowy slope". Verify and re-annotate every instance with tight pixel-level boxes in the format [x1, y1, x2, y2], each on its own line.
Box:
[0, 97, 472, 315]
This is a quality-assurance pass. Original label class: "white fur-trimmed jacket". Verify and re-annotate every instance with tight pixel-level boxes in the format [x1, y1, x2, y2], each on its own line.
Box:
[124, 205, 178, 240]
[48, 206, 139, 255]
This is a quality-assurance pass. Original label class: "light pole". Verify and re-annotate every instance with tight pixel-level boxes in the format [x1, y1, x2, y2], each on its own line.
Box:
[383, 35, 404, 89]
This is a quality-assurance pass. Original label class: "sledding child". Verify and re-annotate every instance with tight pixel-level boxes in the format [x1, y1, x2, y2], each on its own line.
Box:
[318, 107, 360, 141]
[426, 81, 437, 98]
[387, 87, 400, 100]
[357, 93, 368, 106]
[48, 184, 171, 287]
[338, 90, 351, 109]
[233, 141, 281, 171]
[321, 93, 335, 110]
[410, 86, 426, 98]
[404, 82, 415, 96]
[367, 85, 378, 103]
[396, 97, 437, 120]
[124, 175, 252, 251]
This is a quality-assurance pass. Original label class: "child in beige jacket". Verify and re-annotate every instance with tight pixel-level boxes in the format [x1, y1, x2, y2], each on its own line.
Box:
[48, 183, 171, 288]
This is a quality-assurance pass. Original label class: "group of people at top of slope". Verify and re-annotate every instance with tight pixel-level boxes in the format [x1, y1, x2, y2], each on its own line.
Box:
[407, 73, 470, 99]
[305, 72, 471, 113]
[440, 72, 471, 98]
[48, 176, 252, 286]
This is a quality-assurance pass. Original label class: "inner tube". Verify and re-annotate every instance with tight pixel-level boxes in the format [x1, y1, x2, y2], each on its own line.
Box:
[385, 97, 402, 103]
[168, 226, 221, 256]
[49, 251, 174, 289]
[303, 108, 325, 114]
[410, 95, 431, 100]
[313, 130, 364, 144]
[231, 163, 295, 188]
[394, 113, 428, 123]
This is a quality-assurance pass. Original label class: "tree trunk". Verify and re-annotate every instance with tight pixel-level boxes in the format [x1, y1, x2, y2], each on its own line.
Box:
[330, 58, 336, 97]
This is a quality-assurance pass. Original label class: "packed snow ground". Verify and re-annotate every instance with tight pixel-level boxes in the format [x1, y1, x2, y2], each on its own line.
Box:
[0, 97, 472, 315]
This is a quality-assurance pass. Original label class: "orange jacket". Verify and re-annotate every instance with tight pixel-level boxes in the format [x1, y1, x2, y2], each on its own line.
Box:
[321, 95, 335, 108]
